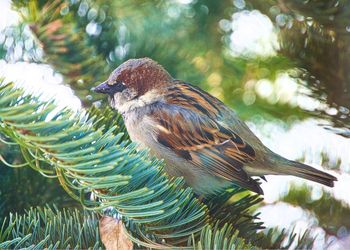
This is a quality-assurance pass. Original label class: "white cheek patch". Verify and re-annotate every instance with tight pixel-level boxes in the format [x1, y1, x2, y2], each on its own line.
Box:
[112, 89, 162, 114]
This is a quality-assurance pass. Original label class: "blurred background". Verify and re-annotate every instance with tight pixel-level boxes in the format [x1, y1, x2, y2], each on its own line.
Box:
[0, 0, 350, 248]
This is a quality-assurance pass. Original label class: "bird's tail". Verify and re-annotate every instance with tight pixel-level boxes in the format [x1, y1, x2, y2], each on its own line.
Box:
[279, 159, 337, 187]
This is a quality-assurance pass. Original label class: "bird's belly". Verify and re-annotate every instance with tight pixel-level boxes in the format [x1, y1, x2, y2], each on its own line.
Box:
[149, 143, 232, 196]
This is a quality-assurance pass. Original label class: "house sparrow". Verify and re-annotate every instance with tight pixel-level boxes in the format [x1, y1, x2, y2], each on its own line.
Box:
[94, 58, 337, 196]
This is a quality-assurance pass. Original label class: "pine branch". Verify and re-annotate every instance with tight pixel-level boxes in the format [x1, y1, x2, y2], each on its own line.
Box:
[1, 207, 259, 249]
[0, 205, 102, 249]
[205, 187, 264, 243]
[258, 227, 314, 249]
[0, 82, 261, 248]
[194, 222, 258, 249]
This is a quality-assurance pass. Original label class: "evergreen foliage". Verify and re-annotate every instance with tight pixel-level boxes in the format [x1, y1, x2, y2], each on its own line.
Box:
[0, 206, 102, 249]
[0, 82, 262, 248]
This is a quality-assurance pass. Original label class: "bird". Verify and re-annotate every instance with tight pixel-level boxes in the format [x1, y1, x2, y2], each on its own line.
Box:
[93, 58, 337, 196]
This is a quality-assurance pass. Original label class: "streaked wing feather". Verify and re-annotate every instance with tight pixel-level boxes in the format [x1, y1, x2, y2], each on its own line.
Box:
[152, 84, 262, 193]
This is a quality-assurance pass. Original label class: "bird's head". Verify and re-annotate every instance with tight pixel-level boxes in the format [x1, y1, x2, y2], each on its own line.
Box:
[94, 58, 173, 112]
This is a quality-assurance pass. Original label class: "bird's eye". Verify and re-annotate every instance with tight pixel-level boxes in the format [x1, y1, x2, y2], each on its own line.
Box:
[115, 80, 126, 86]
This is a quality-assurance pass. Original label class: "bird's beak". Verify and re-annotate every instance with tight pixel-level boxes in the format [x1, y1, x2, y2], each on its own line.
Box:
[93, 81, 126, 95]
[93, 81, 111, 94]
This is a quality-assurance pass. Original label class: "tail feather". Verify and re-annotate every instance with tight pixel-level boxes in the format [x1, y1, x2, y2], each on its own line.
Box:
[284, 160, 337, 187]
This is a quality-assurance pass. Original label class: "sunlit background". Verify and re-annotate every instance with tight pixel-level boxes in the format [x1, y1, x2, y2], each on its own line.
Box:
[1, 0, 350, 248]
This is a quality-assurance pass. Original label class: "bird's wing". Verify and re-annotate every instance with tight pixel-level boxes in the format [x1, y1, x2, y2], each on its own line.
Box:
[163, 81, 226, 120]
[151, 83, 263, 194]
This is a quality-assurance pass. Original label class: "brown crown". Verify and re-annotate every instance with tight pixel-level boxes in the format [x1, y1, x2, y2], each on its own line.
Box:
[109, 58, 173, 96]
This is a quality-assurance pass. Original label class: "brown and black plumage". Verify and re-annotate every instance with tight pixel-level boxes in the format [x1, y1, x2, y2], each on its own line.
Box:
[94, 58, 337, 196]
